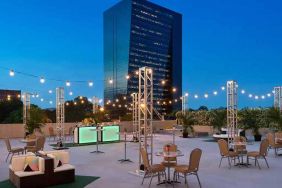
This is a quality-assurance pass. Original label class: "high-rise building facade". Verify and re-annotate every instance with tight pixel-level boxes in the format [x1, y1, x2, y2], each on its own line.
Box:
[0, 89, 21, 101]
[104, 0, 182, 117]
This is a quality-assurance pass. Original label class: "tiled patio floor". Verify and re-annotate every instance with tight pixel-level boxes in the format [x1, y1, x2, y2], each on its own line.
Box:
[0, 134, 281, 188]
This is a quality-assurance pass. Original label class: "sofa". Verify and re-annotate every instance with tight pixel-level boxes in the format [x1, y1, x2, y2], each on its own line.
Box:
[9, 151, 75, 188]
[9, 155, 45, 188]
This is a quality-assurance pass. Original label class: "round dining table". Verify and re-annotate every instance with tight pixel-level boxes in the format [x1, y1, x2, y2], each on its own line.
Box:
[155, 151, 184, 184]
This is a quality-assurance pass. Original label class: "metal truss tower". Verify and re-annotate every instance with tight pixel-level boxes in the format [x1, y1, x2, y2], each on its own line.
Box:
[56, 87, 65, 146]
[227, 81, 238, 145]
[274, 87, 282, 112]
[138, 67, 154, 168]
[22, 92, 31, 126]
[92, 96, 99, 114]
[132, 93, 139, 142]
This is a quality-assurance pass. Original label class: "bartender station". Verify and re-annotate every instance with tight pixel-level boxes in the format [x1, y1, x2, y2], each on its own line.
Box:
[74, 124, 120, 144]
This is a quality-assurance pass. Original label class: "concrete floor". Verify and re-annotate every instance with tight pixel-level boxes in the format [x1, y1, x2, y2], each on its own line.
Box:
[1, 134, 282, 188]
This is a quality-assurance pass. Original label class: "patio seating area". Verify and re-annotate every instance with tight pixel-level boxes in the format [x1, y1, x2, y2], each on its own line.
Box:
[1, 134, 282, 188]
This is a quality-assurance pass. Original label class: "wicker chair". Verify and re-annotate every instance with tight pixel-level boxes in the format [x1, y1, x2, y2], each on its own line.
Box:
[4, 138, 24, 162]
[162, 144, 177, 168]
[217, 139, 239, 169]
[247, 139, 269, 169]
[26, 136, 46, 153]
[266, 133, 282, 156]
[173, 148, 202, 188]
[140, 147, 166, 187]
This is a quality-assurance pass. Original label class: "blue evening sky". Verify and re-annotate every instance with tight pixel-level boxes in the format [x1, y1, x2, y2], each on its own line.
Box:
[0, 0, 281, 109]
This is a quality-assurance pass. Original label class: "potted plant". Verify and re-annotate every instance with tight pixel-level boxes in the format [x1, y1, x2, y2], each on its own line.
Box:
[176, 111, 195, 138]
[25, 106, 48, 136]
[239, 108, 262, 141]
[267, 107, 282, 132]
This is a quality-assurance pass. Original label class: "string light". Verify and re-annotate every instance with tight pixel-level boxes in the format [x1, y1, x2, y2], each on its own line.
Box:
[194, 94, 199, 99]
[172, 88, 176, 92]
[9, 70, 15, 77]
[48, 90, 53, 94]
[241, 90, 245, 94]
[267, 93, 271, 97]
[125, 75, 130, 80]
[185, 93, 189, 97]
[88, 81, 93, 87]
[40, 98, 44, 102]
[69, 91, 73, 96]
[249, 94, 253, 98]
[261, 95, 265, 99]
[40, 77, 45, 84]
[109, 79, 113, 84]
[204, 94, 209, 98]
[66, 81, 71, 87]
[221, 86, 225, 91]
[213, 91, 218, 96]
[161, 80, 166, 85]
[49, 101, 53, 104]
[255, 95, 259, 100]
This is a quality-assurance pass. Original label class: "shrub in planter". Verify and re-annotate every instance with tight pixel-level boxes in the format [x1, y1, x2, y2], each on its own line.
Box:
[176, 111, 195, 138]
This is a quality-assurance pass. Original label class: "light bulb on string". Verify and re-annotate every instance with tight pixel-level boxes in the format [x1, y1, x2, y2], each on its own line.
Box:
[221, 86, 225, 91]
[125, 75, 130, 80]
[88, 81, 93, 87]
[267, 93, 271, 97]
[49, 101, 53, 105]
[40, 98, 44, 102]
[241, 90, 245, 94]
[261, 95, 265, 99]
[248, 94, 253, 98]
[161, 80, 166, 85]
[66, 81, 71, 87]
[39, 77, 45, 84]
[254, 95, 259, 100]
[9, 70, 15, 77]
[69, 91, 73, 96]
[204, 94, 209, 98]
[194, 94, 199, 99]
[109, 79, 113, 84]
[48, 90, 53, 94]
[213, 91, 218, 96]
[172, 88, 176, 92]
[185, 93, 189, 97]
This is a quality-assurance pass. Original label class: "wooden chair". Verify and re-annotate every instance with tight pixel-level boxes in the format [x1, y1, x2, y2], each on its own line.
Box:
[4, 138, 24, 162]
[217, 139, 239, 169]
[247, 139, 269, 169]
[266, 133, 282, 156]
[173, 148, 202, 188]
[49, 127, 56, 141]
[162, 144, 177, 168]
[140, 147, 166, 187]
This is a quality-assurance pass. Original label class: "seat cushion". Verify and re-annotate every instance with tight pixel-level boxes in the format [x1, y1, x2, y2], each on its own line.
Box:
[247, 151, 260, 157]
[228, 151, 238, 157]
[174, 165, 189, 173]
[54, 164, 75, 172]
[148, 164, 165, 173]
[15, 171, 44, 177]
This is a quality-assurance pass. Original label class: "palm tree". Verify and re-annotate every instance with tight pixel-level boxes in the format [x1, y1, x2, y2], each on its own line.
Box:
[209, 109, 226, 132]
[176, 111, 195, 138]
[267, 107, 282, 131]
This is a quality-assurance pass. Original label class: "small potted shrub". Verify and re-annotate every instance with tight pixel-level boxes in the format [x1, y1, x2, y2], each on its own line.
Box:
[176, 111, 195, 138]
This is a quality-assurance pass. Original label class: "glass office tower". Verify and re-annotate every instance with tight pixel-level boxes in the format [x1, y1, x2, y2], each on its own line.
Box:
[104, 0, 182, 117]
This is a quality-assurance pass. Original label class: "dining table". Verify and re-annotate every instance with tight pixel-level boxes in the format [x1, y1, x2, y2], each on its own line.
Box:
[155, 150, 184, 184]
